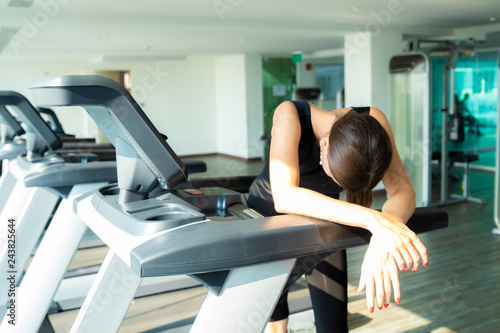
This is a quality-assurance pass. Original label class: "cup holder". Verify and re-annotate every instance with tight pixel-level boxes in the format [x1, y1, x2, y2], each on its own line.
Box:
[147, 211, 194, 221]
[101, 185, 121, 196]
[138, 202, 205, 226]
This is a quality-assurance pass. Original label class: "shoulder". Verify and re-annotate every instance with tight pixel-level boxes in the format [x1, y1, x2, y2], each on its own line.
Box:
[273, 101, 300, 121]
[368, 107, 390, 126]
[271, 101, 302, 138]
[368, 107, 395, 137]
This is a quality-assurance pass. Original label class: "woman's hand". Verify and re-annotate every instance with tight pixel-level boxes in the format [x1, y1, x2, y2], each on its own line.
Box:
[368, 210, 428, 272]
[357, 238, 400, 312]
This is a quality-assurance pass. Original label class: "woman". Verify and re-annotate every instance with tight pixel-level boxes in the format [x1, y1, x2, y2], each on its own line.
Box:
[247, 100, 428, 333]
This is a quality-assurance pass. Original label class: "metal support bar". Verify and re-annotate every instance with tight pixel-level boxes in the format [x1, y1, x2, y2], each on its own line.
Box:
[70, 251, 142, 333]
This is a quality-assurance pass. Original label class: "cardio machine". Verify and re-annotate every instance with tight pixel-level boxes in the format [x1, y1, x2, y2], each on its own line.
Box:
[0, 104, 27, 211]
[0, 91, 208, 332]
[0, 90, 117, 330]
[389, 40, 486, 207]
[494, 53, 500, 236]
[0, 104, 26, 161]
[28, 75, 449, 332]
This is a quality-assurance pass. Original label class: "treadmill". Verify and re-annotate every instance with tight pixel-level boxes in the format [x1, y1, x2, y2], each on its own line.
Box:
[25, 75, 449, 333]
[0, 104, 26, 160]
[0, 90, 210, 332]
[0, 90, 117, 326]
[0, 105, 27, 212]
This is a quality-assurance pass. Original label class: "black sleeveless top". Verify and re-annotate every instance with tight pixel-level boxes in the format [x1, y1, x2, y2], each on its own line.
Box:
[247, 101, 370, 216]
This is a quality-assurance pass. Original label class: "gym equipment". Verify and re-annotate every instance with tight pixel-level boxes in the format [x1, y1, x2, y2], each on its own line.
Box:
[390, 40, 485, 206]
[389, 52, 432, 207]
[38, 107, 69, 137]
[293, 87, 323, 107]
[0, 105, 26, 162]
[29, 75, 448, 332]
[494, 53, 500, 236]
[336, 86, 345, 109]
[0, 105, 26, 207]
[0, 93, 209, 332]
[0, 90, 117, 330]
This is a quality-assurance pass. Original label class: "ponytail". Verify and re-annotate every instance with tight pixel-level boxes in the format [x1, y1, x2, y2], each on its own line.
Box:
[346, 188, 373, 208]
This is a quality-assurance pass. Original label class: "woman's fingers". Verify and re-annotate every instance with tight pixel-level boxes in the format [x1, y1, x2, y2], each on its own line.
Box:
[398, 245, 414, 272]
[412, 236, 429, 266]
[375, 274, 385, 310]
[387, 245, 407, 272]
[389, 257, 401, 304]
[383, 273, 392, 308]
[402, 232, 429, 271]
[407, 243, 422, 272]
[357, 271, 367, 293]
[365, 276, 375, 313]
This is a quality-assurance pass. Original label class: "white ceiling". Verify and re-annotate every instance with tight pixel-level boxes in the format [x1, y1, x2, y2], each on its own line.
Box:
[0, 0, 499, 61]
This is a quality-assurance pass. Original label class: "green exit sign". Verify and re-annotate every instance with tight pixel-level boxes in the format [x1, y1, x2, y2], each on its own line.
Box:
[292, 52, 302, 63]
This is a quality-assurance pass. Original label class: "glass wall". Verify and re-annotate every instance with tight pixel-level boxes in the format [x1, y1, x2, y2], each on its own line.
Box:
[261, 57, 296, 157]
[452, 51, 499, 167]
[432, 51, 499, 167]
[316, 64, 344, 110]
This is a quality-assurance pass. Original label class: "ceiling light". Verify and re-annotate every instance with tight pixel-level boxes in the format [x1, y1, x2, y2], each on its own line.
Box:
[143, 45, 151, 51]
[350, 6, 361, 12]
[8, 0, 35, 8]
[239, 38, 246, 43]
[489, 17, 496, 22]
[98, 35, 108, 41]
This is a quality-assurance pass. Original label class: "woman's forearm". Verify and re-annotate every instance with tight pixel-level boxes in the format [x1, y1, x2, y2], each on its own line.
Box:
[381, 188, 416, 223]
[273, 186, 382, 231]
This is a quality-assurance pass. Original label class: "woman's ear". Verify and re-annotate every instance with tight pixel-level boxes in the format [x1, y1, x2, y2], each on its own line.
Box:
[319, 137, 329, 150]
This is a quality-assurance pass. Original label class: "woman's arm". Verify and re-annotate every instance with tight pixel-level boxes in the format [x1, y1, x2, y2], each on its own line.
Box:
[367, 107, 426, 271]
[370, 107, 416, 222]
[357, 108, 426, 311]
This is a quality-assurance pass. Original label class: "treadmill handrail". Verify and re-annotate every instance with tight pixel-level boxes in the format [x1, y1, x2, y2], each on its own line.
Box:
[0, 105, 24, 142]
[0, 91, 62, 152]
[30, 75, 187, 192]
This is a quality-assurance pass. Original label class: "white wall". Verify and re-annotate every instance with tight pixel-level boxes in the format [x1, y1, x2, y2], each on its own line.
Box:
[296, 61, 317, 88]
[131, 59, 217, 156]
[0, 59, 93, 139]
[0, 58, 219, 156]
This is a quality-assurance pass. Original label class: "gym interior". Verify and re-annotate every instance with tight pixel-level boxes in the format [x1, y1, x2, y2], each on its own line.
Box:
[0, 1, 499, 332]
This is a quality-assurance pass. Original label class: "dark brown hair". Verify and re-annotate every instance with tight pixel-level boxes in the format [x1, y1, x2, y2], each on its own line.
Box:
[327, 111, 393, 208]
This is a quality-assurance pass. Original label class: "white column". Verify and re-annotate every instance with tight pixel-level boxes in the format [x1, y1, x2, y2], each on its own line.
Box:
[215, 54, 264, 159]
[344, 32, 402, 112]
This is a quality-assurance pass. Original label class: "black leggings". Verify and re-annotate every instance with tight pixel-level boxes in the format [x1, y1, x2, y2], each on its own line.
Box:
[270, 250, 348, 333]
[246, 193, 348, 332]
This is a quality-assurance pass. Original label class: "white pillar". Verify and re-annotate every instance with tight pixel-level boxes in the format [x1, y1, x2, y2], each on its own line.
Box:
[215, 54, 264, 159]
[344, 32, 402, 112]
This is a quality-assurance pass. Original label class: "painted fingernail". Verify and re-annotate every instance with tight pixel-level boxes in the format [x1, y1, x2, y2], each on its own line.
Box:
[413, 269, 417, 272]
[384, 304, 389, 308]
[369, 307, 374, 313]
[396, 298, 400, 304]
[424, 262, 429, 267]
[378, 306, 382, 310]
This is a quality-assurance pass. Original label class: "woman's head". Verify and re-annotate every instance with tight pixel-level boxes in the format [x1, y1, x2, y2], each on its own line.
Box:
[321, 110, 393, 208]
